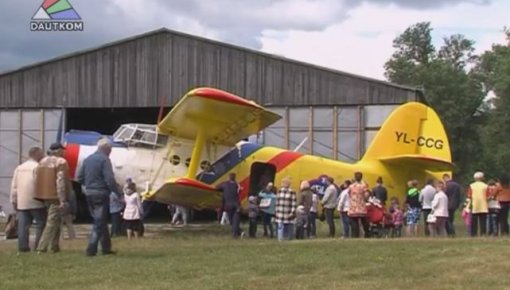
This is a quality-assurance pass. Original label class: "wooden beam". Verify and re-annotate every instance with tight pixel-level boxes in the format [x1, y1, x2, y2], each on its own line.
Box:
[18, 110, 22, 164]
[357, 105, 363, 159]
[308, 106, 313, 154]
[333, 106, 338, 160]
[41, 109, 45, 150]
[284, 107, 289, 149]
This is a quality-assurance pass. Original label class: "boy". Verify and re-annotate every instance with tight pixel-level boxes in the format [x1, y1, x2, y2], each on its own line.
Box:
[248, 196, 259, 238]
[295, 205, 307, 239]
[487, 180, 500, 236]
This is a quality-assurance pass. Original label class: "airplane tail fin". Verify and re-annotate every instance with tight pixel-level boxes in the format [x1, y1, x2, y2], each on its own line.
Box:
[361, 102, 453, 172]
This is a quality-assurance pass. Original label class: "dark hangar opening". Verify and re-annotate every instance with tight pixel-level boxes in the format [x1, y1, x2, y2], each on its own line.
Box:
[65, 107, 218, 222]
[66, 107, 170, 135]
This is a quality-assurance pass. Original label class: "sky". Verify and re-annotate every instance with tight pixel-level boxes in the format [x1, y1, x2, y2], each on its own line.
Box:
[0, 0, 508, 81]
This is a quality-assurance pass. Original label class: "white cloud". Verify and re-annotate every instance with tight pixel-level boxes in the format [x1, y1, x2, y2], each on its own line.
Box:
[260, 0, 509, 80]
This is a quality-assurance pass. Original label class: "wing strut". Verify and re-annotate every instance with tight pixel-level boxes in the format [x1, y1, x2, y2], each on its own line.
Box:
[187, 126, 206, 179]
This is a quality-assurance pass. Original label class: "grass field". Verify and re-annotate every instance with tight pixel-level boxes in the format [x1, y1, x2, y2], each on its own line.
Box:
[1, 222, 509, 290]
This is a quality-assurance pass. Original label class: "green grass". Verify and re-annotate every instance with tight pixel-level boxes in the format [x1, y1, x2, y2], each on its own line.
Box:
[0, 222, 509, 290]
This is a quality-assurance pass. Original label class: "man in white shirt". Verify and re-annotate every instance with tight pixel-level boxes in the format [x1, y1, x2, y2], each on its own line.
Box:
[321, 177, 338, 238]
[419, 179, 436, 237]
[10, 147, 46, 252]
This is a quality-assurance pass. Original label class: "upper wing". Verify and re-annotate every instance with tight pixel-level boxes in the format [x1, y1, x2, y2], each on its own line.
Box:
[157, 88, 281, 146]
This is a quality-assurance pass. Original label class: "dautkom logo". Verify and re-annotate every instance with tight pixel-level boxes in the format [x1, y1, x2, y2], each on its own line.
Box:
[31, 0, 84, 31]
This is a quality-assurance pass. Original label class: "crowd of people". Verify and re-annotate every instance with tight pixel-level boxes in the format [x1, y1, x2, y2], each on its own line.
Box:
[8, 138, 145, 256]
[7, 137, 510, 254]
[216, 170, 510, 240]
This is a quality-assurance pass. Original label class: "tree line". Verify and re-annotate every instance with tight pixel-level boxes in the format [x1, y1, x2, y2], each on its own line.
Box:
[384, 22, 510, 184]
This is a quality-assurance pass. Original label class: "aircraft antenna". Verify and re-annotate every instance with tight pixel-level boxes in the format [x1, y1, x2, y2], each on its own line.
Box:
[293, 137, 308, 152]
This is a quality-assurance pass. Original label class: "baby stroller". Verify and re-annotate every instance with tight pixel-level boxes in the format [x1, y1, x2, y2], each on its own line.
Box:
[366, 197, 393, 238]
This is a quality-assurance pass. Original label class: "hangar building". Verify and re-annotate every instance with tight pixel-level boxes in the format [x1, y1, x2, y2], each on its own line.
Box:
[0, 28, 424, 212]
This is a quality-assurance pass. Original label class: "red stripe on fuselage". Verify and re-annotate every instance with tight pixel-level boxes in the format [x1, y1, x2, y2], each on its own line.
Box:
[64, 143, 80, 179]
[238, 150, 303, 202]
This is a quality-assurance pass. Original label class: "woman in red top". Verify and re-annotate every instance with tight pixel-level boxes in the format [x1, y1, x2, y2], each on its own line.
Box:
[497, 174, 510, 235]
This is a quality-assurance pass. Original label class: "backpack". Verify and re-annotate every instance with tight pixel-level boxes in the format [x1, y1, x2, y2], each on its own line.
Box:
[4, 214, 18, 239]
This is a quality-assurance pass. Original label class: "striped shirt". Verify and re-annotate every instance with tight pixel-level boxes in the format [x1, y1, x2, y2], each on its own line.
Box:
[275, 187, 297, 224]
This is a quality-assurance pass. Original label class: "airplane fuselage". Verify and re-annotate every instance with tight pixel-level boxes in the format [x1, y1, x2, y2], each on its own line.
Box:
[64, 132, 229, 195]
[152, 142, 443, 211]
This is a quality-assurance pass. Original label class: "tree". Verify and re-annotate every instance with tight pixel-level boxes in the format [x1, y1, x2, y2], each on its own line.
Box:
[476, 30, 510, 177]
[384, 22, 487, 183]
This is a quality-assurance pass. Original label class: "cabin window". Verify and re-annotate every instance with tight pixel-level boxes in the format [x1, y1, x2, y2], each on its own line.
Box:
[170, 155, 181, 166]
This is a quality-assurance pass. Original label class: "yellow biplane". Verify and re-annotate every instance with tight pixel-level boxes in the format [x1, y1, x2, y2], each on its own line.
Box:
[143, 87, 453, 210]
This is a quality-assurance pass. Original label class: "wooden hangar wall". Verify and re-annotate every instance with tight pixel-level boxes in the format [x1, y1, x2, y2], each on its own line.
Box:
[0, 29, 421, 211]
[0, 29, 420, 108]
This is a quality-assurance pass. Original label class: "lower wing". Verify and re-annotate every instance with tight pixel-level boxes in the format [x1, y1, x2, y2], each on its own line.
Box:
[146, 178, 222, 210]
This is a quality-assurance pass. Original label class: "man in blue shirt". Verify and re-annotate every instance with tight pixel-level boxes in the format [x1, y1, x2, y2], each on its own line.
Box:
[309, 174, 329, 200]
[78, 138, 121, 256]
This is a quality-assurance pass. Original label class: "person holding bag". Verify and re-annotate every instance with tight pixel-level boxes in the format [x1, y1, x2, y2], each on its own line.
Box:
[430, 181, 449, 237]
[258, 182, 276, 238]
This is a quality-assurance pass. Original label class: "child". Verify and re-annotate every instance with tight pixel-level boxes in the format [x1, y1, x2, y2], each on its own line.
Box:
[487, 180, 500, 236]
[171, 205, 188, 226]
[308, 190, 318, 238]
[461, 200, 472, 237]
[248, 196, 259, 238]
[391, 203, 404, 238]
[295, 205, 307, 239]
[389, 196, 399, 213]
[123, 182, 144, 240]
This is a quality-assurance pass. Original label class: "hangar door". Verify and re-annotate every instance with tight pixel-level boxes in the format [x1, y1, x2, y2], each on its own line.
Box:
[0, 109, 62, 213]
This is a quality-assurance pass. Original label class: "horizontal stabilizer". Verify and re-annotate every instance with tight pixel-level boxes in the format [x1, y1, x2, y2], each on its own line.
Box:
[150, 178, 222, 209]
[379, 154, 454, 172]
[158, 88, 281, 146]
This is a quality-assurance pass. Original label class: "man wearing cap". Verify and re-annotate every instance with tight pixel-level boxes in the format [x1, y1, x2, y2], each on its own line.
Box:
[35, 142, 72, 253]
[78, 138, 121, 256]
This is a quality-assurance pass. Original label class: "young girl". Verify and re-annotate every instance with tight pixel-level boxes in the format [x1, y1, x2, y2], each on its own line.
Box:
[462, 200, 472, 237]
[123, 182, 144, 239]
[391, 203, 404, 237]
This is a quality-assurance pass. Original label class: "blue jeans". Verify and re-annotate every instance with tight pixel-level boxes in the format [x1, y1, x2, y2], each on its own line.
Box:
[17, 208, 46, 251]
[488, 211, 499, 236]
[446, 209, 456, 236]
[307, 212, 317, 237]
[86, 192, 112, 255]
[324, 208, 336, 237]
[226, 205, 242, 237]
[262, 212, 274, 237]
[110, 211, 124, 237]
[277, 223, 294, 241]
[341, 212, 351, 238]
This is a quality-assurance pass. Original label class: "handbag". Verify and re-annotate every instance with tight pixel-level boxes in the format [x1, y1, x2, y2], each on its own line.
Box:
[4, 214, 18, 239]
[427, 212, 436, 224]
[259, 198, 271, 208]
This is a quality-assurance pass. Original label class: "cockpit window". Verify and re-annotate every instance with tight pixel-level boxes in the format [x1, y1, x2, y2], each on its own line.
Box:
[113, 124, 168, 148]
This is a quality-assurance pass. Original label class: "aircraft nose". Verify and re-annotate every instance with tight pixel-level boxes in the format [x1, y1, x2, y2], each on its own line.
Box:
[64, 143, 80, 179]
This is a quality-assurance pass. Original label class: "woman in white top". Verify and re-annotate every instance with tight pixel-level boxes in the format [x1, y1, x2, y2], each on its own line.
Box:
[123, 182, 144, 239]
[337, 180, 352, 238]
[431, 181, 449, 237]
